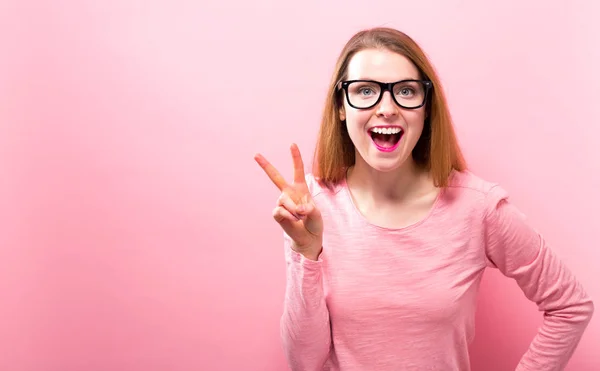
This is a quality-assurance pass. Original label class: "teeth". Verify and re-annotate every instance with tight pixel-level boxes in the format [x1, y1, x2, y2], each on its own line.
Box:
[371, 127, 402, 135]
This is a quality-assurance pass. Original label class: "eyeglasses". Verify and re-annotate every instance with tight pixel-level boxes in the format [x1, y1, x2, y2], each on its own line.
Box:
[340, 79, 433, 110]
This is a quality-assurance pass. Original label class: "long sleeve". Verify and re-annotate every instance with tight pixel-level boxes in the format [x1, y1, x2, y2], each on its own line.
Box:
[280, 233, 332, 371]
[483, 185, 594, 371]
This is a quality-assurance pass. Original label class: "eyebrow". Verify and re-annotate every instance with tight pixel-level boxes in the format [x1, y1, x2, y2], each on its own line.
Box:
[350, 77, 420, 82]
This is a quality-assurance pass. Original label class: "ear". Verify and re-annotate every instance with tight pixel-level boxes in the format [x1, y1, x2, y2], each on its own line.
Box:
[339, 106, 346, 121]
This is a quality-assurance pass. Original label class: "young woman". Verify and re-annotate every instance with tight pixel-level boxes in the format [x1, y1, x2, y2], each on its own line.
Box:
[254, 27, 594, 371]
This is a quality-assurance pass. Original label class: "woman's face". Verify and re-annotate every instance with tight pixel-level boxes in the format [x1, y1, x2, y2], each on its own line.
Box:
[340, 48, 427, 173]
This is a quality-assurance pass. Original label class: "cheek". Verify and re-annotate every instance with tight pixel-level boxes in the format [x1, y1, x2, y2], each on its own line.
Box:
[345, 115, 372, 146]
[345, 109, 371, 132]
[405, 111, 426, 132]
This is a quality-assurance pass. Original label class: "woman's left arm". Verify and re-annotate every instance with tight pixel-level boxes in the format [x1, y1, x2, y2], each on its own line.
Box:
[483, 185, 594, 371]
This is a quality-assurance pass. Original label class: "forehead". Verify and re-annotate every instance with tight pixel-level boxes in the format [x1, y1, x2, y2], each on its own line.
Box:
[346, 49, 420, 81]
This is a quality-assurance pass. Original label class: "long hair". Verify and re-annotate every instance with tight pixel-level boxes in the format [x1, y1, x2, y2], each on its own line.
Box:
[312, 27, 466, 188]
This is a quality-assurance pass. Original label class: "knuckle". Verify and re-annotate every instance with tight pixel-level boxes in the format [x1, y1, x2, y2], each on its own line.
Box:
[272, 207, 283, 220]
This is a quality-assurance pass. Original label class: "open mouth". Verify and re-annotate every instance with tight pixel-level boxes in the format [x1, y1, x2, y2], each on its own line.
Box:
[369, 127, 403, 152]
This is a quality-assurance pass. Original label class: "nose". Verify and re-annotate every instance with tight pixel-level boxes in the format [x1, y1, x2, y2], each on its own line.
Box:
[375, 91, 398, 118]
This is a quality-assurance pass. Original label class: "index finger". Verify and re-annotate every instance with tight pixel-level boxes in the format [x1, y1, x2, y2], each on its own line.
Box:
[290, 143, 306, 185]
[254, 153, 289, 191]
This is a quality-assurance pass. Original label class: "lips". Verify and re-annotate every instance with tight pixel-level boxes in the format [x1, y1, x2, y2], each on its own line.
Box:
[368, 126, 403, 152]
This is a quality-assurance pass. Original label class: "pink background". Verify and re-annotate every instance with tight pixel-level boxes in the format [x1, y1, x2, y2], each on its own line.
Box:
[0, 1, 598, 370]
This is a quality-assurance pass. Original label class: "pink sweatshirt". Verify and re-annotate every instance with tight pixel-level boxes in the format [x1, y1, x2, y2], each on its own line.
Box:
[280, 170, 594, 371]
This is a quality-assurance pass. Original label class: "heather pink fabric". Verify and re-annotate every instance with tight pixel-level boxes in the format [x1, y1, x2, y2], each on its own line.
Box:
[280, 170, 594, 371]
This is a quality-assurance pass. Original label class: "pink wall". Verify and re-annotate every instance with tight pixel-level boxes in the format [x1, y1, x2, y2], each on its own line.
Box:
[0, 1, 597, 370]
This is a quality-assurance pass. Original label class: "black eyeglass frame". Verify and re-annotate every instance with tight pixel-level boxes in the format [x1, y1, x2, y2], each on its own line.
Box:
[339, 79, 433, 110]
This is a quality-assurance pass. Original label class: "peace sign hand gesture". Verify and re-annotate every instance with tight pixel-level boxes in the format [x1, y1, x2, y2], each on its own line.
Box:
[254, 144, 323, 261]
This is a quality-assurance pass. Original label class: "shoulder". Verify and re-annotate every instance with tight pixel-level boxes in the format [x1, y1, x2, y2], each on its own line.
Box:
[446, 169, 499, 194]
[444, 170, 510, 214]
[304, 173, 343, 200]
[440, 171, 532, 248]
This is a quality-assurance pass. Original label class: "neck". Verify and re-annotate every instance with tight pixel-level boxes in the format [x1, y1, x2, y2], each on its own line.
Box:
[346, 156, 432, 204]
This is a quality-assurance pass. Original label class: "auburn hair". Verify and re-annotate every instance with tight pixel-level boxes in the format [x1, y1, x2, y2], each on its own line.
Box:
[312, 27, 466, 188]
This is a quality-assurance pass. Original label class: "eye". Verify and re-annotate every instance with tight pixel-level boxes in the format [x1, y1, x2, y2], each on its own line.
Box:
[398, 87, 414, 96]
[358, 87, 375, 96]
[394, 81, 424, 99]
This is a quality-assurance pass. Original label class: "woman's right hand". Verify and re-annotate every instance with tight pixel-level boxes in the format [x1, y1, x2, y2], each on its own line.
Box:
[254, 143, 323, 261]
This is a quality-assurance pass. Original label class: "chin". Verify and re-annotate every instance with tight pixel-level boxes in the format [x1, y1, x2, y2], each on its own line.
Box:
[363, 155, 408, 173]
[352, 135, 417, 173]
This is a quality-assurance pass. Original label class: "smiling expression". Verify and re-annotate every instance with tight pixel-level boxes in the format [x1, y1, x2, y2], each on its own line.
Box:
[339, 49, 428, 173]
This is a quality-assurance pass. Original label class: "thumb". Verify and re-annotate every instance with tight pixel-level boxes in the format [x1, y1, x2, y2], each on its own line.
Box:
[295, 194, 313, 217]
[296, 199, 322, 234]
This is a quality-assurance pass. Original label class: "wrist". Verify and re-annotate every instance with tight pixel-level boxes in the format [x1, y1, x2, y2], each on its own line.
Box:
[301, 245, 322, 261]
[292, 242, 322, 261]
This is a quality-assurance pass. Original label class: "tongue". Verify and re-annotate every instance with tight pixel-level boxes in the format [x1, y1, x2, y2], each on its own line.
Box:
[372, 133, 400, 148]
